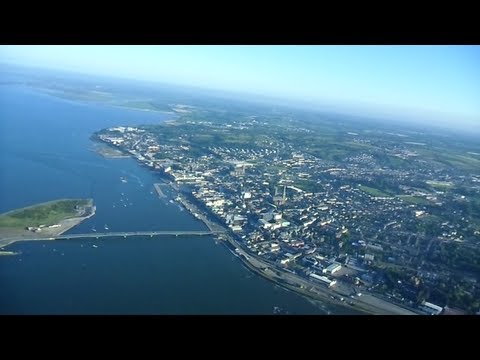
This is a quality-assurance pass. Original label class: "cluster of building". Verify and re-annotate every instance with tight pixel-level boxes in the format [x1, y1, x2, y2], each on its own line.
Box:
[95, 117, 480, 314]
[26, 223, 61, 232]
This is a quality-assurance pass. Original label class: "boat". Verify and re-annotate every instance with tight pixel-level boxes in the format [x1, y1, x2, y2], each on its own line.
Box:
[92, 227, 97, 232]
[104, 224, 109, 230]
[230, 248, 241, 258]
[273, 306, 289, 315]
[92, 245, 98, 248]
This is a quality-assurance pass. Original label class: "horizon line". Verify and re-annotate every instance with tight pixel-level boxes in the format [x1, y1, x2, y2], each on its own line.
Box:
[1, 61, 478, 135]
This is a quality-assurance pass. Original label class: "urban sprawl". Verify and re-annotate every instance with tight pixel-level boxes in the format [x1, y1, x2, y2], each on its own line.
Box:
[94, 110, 480, 315]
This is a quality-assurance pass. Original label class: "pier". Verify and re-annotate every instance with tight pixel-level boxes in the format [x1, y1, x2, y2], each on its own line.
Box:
[175, 195, 227, 233]
[153, 183, 168, 198]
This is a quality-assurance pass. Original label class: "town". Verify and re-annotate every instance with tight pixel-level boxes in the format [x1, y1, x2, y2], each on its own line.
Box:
[93, 107, 480, 315]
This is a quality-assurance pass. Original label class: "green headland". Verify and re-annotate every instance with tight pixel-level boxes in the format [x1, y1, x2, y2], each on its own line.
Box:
[0, 198, 95, 248]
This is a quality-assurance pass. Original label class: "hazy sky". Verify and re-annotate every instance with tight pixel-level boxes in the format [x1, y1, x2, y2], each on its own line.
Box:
[1, 45, 479, 126]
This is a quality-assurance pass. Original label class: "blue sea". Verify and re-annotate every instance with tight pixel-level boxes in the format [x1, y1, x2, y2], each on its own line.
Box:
[0, 84, 335, 314]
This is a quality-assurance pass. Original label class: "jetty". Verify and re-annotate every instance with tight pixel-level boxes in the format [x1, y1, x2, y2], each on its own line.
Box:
[153, 183, 167, 198]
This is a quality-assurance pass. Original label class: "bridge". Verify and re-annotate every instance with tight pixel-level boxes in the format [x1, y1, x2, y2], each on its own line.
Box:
[56, 230, 224, 240]
[0, 230, 225, 245]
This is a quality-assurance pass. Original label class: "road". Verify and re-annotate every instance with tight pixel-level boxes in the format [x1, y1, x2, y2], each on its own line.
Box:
[221, 233, 419, 315]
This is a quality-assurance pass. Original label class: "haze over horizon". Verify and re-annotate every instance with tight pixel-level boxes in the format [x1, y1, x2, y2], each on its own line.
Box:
[1, 45, 479, 130]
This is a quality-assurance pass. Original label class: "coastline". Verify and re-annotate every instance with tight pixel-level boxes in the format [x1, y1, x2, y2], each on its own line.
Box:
[89, 131, 420, 315]
[223, 229, 416, 314]
[0, 205, 96, 249]
[167, 181, 367, 314]
[109, 104, 175, 115]
[169, 181, 417, 315]
[89, 139, 130, 159]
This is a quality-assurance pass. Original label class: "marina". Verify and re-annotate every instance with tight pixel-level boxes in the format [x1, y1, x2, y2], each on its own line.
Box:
[0, 82, 332, 315]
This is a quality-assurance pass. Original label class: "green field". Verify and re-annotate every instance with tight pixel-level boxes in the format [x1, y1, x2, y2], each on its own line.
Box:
[426, 180, 454, 190]
[44, 89, 114, 103]
[0, 199, 92, 229]
[397, 195, 430, 205]
[297, 179, 321, 193]
[359, 185, 392, 197]
[415, 148, 480, 171]
[118, 101, 172, 113]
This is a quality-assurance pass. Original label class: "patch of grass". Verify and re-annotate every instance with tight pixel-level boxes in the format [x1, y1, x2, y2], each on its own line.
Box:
[426, 180, 454, 190]
[386, 155, 409, 169]
[297, 179, 321, 193]
[397, 195, 430, 205]
[0, 199, 91, 229]
[415, 148, 480, 171]
[359, 185, 392, 197]
[118, 101, 171, 112]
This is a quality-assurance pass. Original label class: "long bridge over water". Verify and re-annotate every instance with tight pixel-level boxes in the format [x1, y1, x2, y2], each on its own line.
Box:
[55, 230, 224, 240]
[0, 230, 225, 245]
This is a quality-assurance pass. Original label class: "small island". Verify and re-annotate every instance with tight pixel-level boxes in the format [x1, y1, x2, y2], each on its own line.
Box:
[0, 198, 96, 249]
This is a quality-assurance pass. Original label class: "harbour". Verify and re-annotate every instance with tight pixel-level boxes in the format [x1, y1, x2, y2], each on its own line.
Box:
[0, 83, 327, 314]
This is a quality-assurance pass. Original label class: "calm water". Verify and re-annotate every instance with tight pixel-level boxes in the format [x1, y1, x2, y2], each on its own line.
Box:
[0, 84, 334, 314]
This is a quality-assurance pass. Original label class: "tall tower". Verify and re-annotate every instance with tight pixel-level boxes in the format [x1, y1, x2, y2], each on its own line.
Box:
[273, 186, 283, 206]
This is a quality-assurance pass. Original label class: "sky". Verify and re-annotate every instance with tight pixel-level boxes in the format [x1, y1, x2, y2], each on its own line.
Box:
[1, 45, 479, 127]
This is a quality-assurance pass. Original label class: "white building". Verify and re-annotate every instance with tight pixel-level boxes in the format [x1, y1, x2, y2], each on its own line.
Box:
[309, 273, 337, 287]
[323, 262, 342, 274]
[420, 301, 443, 315]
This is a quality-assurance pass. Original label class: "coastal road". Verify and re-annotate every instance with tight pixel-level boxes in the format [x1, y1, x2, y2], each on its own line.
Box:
[224, 234, 419, 315]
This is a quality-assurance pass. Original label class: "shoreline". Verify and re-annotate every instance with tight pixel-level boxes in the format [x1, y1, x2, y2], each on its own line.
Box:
[0, 206, 96, 249]
[168, 182, 369, 314]
[0, 198, 92, 217]
[168, 181, 417, 315]
[89, 139, 130, 159]
[222, 231, 416, 315]
[91, 136, 419, 315]
[109, 103, 175, 115]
